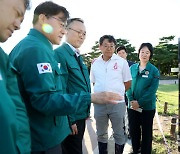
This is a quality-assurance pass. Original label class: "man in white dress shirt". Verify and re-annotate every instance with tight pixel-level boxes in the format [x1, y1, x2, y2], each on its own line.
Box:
[90, 35, 132, 154]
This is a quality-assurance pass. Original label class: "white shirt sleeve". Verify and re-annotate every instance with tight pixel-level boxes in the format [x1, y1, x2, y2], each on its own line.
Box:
[122, 60, 132, 82]
[90, 64, 95, 83]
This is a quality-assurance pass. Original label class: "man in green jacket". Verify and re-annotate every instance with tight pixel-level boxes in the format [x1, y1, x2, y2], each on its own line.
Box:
[0, 49, 17, 154]
[54, 18, 90, 154]
[9, 2, 122, 154]
[0, 0, 31, 153]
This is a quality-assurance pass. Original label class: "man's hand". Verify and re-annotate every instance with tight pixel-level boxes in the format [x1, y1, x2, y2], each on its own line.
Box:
[91, 92, 123, 104]
[71, 124, 78, 135]
[130, 100, 139, 110]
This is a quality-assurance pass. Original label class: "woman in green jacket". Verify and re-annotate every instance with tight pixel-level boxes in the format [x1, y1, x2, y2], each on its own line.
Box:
[127, 43, 160, 154]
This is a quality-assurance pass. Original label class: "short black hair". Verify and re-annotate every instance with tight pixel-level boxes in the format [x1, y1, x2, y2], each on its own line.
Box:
[99, 35, 116, 46]
[24, 0, 31, 10]
[66, 18, 84, 27]
[33, 1, 69, 24]
[116, 46, 127, 54]
[138, 43, 154, 59]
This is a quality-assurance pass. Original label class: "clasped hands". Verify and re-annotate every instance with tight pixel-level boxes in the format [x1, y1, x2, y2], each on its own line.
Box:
[130, 100, 140, 110]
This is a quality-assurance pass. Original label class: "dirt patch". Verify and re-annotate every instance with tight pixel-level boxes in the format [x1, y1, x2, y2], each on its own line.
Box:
[153, 114, 178, 154]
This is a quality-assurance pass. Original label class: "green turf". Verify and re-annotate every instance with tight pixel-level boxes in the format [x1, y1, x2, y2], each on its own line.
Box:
[156, 84, 178, 116]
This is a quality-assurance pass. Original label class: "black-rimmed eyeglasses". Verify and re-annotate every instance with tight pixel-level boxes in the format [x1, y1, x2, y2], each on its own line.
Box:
[68, 27, 86, 37]
[49, 16, 66, 28]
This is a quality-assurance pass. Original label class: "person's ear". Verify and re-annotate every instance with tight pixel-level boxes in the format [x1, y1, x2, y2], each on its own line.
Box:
[39, 14, 48, 25]
[99, 45, 103, 51]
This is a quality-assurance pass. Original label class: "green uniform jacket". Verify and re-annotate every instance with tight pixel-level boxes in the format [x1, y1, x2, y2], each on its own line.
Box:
[54, 43, 91, 124]
[0, 48, 17, 154]
[0, 48, 31, 154]
[126, 62, 160, 110]
[9, 29, 91, 151]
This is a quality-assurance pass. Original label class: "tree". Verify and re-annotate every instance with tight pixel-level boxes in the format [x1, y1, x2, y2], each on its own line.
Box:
[82, 36, 178, 76]
[81, 41, 101, 71]
[152, 36, 178, 75]
[116, 38, 138, 62]
[82, 38, 137, 71]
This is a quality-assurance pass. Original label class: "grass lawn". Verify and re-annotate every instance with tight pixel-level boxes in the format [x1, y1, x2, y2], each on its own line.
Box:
[156, 84, 178, 115]
[152, 84, 179, 153]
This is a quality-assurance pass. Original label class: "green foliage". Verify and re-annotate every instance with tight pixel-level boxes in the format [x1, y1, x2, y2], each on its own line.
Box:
[81, 41, 101, 71]
[116, 38, 138, 62]
[152, 134, 167, 154]
[82, 38, 137, 70]
[82, 35, 178, 75]
[156, 84, 178, 116]
[151, 36, 178, 75]
[160, 75, 178, 80]
[152, 134, 177, 154]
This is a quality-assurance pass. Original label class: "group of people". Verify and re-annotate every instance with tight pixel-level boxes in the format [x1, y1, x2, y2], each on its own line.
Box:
[90, 37, 160, 154]
[0, 0, 160, 154]
[0, 1, 121, 154]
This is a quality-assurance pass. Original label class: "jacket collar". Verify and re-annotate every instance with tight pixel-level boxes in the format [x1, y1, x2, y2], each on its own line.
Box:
[61, 42, 77, 56]
[135, 61, 152, 72]
[28, 28, 53, 50]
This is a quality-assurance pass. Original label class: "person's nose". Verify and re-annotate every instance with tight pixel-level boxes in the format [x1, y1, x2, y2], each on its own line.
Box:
[61, 27, 67, 35]
[107, 46, 112, 50]
[79, 33, 86, 40]
[143, 54, 147, 57]
[14, 19, 21, 30]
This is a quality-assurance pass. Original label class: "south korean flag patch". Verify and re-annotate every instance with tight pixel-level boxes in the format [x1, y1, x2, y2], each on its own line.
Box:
[37, 63, 52, 74]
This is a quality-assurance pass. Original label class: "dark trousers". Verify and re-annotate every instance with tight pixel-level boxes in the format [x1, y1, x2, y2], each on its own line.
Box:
[62, 119, 86, 154]
[128, 109, 155, 154]
[31, 143, 62, 154]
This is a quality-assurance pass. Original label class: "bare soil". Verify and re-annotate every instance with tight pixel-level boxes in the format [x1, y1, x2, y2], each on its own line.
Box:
[153, 114, 179, 154]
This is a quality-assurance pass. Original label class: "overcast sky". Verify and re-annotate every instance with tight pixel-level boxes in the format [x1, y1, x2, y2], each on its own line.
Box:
[1, 0, 180, 54]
